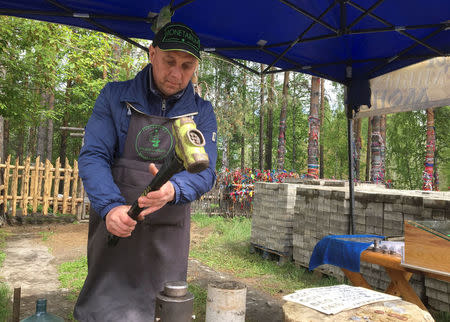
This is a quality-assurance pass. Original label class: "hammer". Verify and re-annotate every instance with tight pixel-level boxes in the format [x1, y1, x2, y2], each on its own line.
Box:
[107, 117, 210, 247]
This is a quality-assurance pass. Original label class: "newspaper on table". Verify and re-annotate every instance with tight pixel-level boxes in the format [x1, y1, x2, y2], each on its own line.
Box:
[283, 284, 400, 315]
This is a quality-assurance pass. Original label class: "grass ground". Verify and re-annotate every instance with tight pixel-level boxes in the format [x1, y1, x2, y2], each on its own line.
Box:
[189, 213, 339, 296]
[188, 283, 207, 319]
[58, 256, 87, 302]
[188, 213, 340, 320]
[0, 230, 11, 321]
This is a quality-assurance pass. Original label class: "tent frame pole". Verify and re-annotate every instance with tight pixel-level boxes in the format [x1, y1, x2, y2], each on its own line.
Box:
[346, 103, 356, 235]
[280, 0, 337, 33]
[343, 0, 356, 234]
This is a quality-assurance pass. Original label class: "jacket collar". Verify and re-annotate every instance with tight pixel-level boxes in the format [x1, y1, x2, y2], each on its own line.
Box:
[119, 64, 151, 105]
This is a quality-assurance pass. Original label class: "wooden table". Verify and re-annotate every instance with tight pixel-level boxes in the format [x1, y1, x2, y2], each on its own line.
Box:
[341, 250, 450, 312]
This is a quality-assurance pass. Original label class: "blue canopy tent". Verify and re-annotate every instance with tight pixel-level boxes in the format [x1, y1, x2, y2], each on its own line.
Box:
[1, 0, 449, 232]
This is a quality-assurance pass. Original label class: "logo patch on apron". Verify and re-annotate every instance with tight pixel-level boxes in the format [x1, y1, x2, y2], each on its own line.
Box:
[135, 124, 174, 161]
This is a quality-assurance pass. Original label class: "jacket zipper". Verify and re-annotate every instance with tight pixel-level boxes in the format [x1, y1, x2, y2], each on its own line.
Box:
[161, 99, 167, 117]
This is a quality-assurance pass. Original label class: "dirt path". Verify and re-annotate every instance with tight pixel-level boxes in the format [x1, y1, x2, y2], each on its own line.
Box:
[0, 224, 85, 319]
[0, 222, 283, 321]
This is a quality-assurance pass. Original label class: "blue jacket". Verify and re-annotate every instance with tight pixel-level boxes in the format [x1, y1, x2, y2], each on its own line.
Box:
[78, 64, 218, 218]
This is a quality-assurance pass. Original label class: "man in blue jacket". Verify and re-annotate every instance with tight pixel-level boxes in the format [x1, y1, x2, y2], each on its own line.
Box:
[74, 22, 217, 321]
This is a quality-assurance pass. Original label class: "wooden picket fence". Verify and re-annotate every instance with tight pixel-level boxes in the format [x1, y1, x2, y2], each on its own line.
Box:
[0, 155, 88, 218]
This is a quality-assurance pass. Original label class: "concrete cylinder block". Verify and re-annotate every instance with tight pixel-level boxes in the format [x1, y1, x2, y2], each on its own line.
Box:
[205, 280, 247, 322]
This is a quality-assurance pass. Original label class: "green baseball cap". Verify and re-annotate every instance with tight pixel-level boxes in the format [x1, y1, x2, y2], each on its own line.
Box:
[152, 22, 201, 61]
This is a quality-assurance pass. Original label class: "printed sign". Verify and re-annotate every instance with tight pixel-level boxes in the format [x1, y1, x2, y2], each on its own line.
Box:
[283, 285, 400, 315]
[356, 57, 450, 118]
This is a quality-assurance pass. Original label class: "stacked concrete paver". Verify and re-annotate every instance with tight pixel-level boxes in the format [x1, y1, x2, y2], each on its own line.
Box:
[293, 183, 349, 280]
[251, 182, 297, 256]
[426, 277, 450, 312]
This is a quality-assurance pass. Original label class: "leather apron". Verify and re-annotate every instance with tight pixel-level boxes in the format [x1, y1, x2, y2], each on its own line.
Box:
[74, 106, 191, 322]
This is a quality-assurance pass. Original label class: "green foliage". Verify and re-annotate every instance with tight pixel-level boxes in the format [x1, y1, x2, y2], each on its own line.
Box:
[191, 212, 225, 228]
[199, 57, 259, 169]
[39, 231, 54, 241]
[284, 73, 310, 172]
[321, 89, 349, 179]
[58, 256, 88, 300]
[385, 111, 426, 189]
[188, 283, 207, 321]
[0, 282, 11, 322]
[66, 311, 76, 321]
[190, 213, 339, 296]
[0, 230, 11, 321]
[0, 230, 7, 267]
[58, 255, 87, 320]
[197, 56, 350, 178]
[210, 203, 220, 209]
[198, 56, 314, 172]
[434, 106, 450, 190]
[27, 203, 44, 213]
[0, 16, 149, 163]
[433, 311, 450, 322]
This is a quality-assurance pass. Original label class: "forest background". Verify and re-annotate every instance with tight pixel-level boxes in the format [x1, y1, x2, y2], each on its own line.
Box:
[0, 16, 449, 191]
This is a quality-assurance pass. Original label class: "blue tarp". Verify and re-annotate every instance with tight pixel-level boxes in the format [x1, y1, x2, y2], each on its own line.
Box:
[309, 235, 384, 273]
[1, 0, 449, 83]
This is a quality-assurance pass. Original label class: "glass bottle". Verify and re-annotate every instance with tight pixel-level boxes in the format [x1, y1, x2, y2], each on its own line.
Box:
[20, 298, 64, 322]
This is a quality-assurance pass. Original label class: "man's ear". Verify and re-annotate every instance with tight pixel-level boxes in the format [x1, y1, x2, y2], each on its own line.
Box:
[148, 45, 156, 62]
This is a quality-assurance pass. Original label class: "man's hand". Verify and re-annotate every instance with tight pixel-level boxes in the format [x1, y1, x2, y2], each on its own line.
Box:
[136, 163, 175, 220]
[105, 205, 136, 237]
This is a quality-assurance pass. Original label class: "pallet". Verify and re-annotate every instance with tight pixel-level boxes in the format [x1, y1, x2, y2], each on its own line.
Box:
[250, 243, 292, 265]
